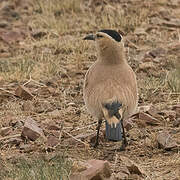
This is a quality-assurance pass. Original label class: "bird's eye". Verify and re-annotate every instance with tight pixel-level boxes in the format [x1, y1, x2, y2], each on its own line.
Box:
[96, 34, 103, 39]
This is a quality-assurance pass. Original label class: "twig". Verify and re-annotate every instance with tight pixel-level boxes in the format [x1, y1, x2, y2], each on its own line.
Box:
[0, 88, 17, 97]
[62, 130, 88, 146]
[23, 76, 47, 87]
[126, 38, 139, 49]
[31, 79, 47, 87]
[59, 122, 64, 141]
[0, 134, 21, 141]
[69, 120, 106, 132]
[23, 75, 32, 86]
[112, 154, 119, 174]
[161, 93, 180, 95]
[70, 122, 98, 132]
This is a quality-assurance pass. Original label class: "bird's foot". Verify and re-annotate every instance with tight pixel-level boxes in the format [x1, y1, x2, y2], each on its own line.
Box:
[119, 139, 127, 151]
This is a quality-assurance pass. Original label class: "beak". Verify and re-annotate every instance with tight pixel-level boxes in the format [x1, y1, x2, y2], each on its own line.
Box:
[83, 34, 95, 41]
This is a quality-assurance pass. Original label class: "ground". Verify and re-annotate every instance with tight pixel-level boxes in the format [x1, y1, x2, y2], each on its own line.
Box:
[0, 0, 180, 179]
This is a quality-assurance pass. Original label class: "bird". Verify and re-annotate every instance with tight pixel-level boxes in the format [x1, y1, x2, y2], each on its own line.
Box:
[83, 29, 138, 150]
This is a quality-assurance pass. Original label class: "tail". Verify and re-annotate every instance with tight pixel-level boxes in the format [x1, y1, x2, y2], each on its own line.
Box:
[102, 101, 123, 141]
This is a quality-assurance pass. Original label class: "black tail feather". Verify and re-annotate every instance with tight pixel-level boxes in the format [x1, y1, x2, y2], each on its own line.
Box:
[105, 120, 122, 141]
[104, 101, 123, 141]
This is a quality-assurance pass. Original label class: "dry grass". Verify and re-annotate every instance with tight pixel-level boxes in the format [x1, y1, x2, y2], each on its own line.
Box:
[0, 0, 180, 179]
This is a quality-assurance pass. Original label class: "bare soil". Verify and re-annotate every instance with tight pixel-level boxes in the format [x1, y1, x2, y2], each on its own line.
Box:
[0, 0, 180, 179]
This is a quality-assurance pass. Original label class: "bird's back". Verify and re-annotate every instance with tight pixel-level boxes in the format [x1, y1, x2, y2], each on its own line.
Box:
[83, 60, 138, 120]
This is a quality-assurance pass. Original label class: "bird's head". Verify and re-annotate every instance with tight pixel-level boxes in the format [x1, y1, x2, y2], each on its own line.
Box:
[84, 29, 122, 47]
[83, 29, 124, 63]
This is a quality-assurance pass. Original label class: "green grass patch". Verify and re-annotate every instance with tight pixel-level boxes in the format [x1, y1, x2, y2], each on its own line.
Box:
[0, 153, 72, 180]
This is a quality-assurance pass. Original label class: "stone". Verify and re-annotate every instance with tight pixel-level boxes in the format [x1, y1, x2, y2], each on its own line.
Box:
[157, 131, 177, 150]
[47, 135, 59, 147]
[119, 156, 146, 176]
[15, 85, 33, 100]
[138, 112, 160, 125]
[70, 159, 112, 180]
[22, 101, 34, 112]
[21, 117, 44, 141]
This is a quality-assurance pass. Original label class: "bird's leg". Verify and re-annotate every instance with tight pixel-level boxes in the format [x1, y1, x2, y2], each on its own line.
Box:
[120, 118, 127, 151]
[93, 119, 102, 148]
